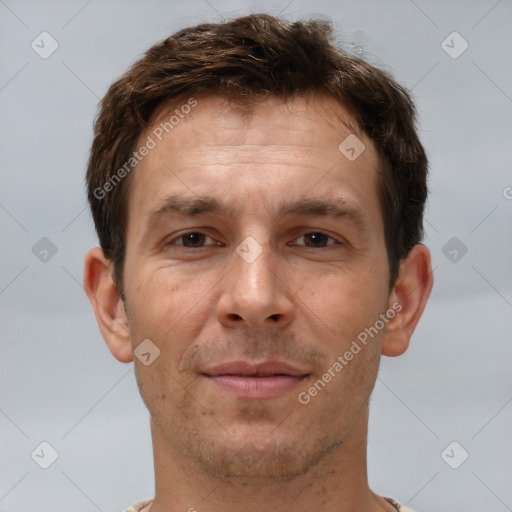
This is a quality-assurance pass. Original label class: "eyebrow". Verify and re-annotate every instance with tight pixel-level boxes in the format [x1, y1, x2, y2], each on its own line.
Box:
[146, 194, 368, 230]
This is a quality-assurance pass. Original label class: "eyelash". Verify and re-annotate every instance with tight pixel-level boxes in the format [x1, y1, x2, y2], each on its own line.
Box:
[166, 231, 341, 250]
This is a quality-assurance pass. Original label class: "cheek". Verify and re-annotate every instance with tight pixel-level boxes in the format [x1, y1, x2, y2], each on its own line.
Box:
[128, 266, 207, 327]
[293, 267, 388, 338]
[126, 266, 218, 375]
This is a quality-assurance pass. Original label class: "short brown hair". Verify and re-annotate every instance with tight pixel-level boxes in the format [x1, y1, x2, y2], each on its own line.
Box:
[86, 13, 428, 295]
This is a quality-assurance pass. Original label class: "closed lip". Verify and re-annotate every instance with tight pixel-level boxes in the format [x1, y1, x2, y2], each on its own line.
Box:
[202, 360, 309, 377]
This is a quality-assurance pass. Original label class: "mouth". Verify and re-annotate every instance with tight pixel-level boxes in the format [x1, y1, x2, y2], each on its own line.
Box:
[202, 360, 310, 399]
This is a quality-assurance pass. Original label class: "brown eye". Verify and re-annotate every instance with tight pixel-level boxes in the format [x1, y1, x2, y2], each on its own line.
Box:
[174, 232, 209, 248]
[185, 233, 205, 247]
[296, 232, 337, 248]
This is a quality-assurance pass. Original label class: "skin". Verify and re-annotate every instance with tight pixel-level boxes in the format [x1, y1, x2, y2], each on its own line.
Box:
[84, 92, 433, 512]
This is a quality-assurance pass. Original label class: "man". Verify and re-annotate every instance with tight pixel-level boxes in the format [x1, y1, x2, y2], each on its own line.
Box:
[83, 13, 432, 512]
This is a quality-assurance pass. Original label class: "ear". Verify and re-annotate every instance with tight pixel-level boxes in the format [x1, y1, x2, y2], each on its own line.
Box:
[83, 247, 133, 363]
[381, 244, 433, 357]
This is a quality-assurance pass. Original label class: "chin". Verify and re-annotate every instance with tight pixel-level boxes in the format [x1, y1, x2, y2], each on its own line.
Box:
[187, 431, 345, 482]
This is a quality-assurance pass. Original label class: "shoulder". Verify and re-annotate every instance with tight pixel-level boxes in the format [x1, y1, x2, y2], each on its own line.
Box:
[383, 496, 416, 512]
[124, 498, 153, 512]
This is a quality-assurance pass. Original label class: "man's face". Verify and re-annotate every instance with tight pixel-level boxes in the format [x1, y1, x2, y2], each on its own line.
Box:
[122, 93, 393, 480]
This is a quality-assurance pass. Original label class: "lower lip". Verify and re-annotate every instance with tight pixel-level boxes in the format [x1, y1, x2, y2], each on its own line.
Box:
[205, 375, 308, 398]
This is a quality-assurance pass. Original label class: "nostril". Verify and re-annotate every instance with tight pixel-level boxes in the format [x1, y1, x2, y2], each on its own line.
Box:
[269, 314, 280, 321]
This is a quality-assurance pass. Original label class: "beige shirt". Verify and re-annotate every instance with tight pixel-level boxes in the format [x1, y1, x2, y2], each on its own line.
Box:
[125, 496, 415, 511]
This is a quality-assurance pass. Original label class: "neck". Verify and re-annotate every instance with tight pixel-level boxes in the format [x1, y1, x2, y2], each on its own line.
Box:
[146, 407, 393, 512]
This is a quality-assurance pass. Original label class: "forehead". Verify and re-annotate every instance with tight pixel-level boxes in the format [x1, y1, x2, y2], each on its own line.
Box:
[127, 93, 382, 231]
[148, 92, 360, 151]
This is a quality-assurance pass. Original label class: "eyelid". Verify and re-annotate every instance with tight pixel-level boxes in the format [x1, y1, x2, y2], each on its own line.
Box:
[291, 231, 341, 247]
[168, 230, 218, 246]
[164, 229, 342, 249]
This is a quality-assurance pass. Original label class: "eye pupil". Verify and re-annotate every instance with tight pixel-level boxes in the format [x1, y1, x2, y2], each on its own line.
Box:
[182, 232, 205, 247]
[176, 232, 333, 249]
[305, 232, 328, 247]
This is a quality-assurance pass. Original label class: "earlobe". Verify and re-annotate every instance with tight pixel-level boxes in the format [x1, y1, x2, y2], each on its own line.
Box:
[381, 244, 433, 357]
[83, 247, 133, 363]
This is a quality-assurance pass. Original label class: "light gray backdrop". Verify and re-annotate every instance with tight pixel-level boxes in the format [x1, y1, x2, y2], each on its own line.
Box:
[1, 0, 511, 511]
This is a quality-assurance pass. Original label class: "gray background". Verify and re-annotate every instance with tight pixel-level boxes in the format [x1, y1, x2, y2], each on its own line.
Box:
[1, 0, 511, 510]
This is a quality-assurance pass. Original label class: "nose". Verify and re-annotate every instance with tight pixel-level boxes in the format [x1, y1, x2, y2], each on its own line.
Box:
[216, 240, 295, 330]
